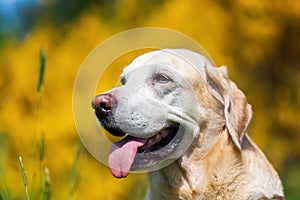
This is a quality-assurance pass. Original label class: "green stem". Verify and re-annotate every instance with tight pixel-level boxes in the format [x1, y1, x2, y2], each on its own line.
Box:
[37, 48, 46, 200]
[19, 156, 30, 200]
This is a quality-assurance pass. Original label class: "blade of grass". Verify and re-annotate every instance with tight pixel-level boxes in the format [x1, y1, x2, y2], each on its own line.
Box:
[39, 134, 45, 200]
[37, 47, 46, 200]
[37, 48, 46, 93]
[0, 168, 10, 200]
[19, 156, 30, 200]
[68, 142, 83, 199]
[44, 167, 51, 200]
[0, 134, 10, 200]
[31, 48, 47, 199]
[0, 186, 10, 200]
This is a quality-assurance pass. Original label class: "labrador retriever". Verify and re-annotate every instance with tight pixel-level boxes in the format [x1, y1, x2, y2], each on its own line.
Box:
[92, 49, 284, 199]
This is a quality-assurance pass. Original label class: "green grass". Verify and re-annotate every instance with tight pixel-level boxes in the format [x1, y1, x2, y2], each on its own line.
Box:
[68, 142, 83, 199]
[37, 48, 46, 93]
[18, 156, 30, 200]
[16, 48, 48, 200]
[15, 48, 83, 200]
[44, 167, 51, 200]
[0, 134, 10, 200]
[37, 48, 46, 200]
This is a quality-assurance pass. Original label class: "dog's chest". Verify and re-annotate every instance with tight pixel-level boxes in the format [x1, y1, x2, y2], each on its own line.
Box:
[147, 161, 246, 200]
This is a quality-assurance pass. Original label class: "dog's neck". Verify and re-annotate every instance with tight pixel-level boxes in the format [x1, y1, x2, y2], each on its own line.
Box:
[146, 128, 244, 200]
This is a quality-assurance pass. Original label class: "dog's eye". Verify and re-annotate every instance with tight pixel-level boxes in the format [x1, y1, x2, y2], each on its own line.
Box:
[153, 73, 173, 83]
[120, 75, 126, 85]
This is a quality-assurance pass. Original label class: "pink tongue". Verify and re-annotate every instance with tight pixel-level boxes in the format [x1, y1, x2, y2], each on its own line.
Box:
[108, 137, 146, 178]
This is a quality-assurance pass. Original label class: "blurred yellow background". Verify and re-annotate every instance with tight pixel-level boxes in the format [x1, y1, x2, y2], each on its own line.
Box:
[0, 0, 299, 199]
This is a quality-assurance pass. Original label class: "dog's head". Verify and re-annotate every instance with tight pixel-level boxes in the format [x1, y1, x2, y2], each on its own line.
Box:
[92, 49, 252, 178]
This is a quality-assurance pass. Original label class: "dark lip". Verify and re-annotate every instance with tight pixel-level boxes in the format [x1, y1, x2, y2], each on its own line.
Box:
[137, 124, 179, 153]
[94, 110, 127, 137]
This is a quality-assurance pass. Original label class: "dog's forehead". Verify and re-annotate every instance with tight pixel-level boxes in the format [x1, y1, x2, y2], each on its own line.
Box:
[123, 49, 209, 79]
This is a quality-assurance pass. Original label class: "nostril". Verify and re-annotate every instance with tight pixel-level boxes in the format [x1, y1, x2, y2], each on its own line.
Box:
[93, 93, 113, 114]
[100, 102, 111, 111]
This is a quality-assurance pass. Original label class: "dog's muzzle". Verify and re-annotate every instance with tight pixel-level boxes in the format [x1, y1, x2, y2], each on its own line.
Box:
[92, 90, 200, 178]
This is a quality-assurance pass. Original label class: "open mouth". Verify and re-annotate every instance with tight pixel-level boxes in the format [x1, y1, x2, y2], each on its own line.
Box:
[108, 124, 180, 178]
[137, 125, 179, 153]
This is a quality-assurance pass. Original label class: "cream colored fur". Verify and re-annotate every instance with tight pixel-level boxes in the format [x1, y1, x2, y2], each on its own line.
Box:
[140, 49, 284, 200]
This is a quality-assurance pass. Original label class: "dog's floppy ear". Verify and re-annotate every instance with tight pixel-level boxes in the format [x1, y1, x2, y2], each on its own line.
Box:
[218, 66, 252, 150]
[206, 65, 252, 150]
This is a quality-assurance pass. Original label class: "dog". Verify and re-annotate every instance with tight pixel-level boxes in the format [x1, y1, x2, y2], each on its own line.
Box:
[92, 49, 284, 199]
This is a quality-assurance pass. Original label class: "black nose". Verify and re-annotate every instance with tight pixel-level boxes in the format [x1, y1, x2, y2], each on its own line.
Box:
[92, 93, 112, 115]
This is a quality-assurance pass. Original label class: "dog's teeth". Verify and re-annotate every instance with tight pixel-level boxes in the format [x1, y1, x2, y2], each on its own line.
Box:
[155, 134, 161, 142]
[148, 139, 154, 145]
